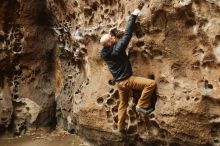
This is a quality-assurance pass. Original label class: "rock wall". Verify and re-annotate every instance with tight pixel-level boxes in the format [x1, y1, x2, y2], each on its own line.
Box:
[0, 0, 57, 134]
[0, 0, 220, 145]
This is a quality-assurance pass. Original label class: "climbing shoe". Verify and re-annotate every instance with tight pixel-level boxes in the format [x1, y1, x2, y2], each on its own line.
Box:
[136, 106, 154, 115]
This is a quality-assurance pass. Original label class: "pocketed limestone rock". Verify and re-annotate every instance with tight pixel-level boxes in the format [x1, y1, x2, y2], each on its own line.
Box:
[0, 0, 220, 145]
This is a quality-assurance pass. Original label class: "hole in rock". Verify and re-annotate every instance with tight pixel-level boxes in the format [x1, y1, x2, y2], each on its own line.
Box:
[13, 76, 19, 81]
[72, 13, 76, 19]
[194, 97, 199, 102]
[29, 77, 35, 82]
[193, 47, 204, 54]
[15, 31, 24, 39]
[161, 121, 165, 125]
[185, 19, 196, 27]
[91, 2, 99, 11]
[113, 115, 118, 123]
[136, 41, 145, 47]
[14, 80, 19, 85]
[0, 34, 4, 42]
[215, 35, 220, 42]
[89, 17, 94, 24]
[151, 120, 160, 129]
[13, 41, 22, 49]
[205, 80, 213, 89]
[26, 107, 30, 111]
[191, 61, 200, 70]
[128, 11, 131, 15]
[74, 1, 78, 7]
[13, 94, 19, 99]
[151, 49, 163, 58]
[107, 98, 114, 106]
[114, 94, 119, 100]
[84, 7, 93, 17]
[150, 86, 157, 109]
[214, 139, 220, 143]
[1, 118, 7, 122]
[186, 96, 190, 101]
[149, 113, 155, 119]
[208, 84, 213, 89]
[148, 74, 155, 80]
[112, 105, 118, 113]
[152, 10, 167, 29]
[161, 133, 166, 138]
[68, 128, 75, 134]
[202, 54, 216, 67]
[104, 9, 109, 13]
[187, 11, 195, 18]
[171, 62, 182, 71]
[130, 116, 136, 123]
[127, 125, 137, 134]
[106, 18, 111, 23]
[128, 109, 135, 116]
[159, 77, 169, 84]
[75, 90, 80, 94]
[8, 81, 13, 87]
[109, 88, 114, 94]
[14, 69, 22, 76]
[135, 22, 145, 38]
[97, 97, 104, 104]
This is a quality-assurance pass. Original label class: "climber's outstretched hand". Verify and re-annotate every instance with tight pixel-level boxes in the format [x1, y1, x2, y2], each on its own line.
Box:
[132, 1, 145, 16]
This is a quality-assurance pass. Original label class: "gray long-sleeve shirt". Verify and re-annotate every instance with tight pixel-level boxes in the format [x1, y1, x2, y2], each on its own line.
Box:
[101, 15, 137, 81]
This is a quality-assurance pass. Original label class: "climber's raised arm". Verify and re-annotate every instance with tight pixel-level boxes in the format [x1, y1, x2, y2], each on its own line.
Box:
[111, 10, 140, 55]
[100, 1, 144, 55]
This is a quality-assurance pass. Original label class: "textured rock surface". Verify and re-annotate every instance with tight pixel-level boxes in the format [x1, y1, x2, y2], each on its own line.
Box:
[0, 0, 220, 145]
[0, 0, 57, 134]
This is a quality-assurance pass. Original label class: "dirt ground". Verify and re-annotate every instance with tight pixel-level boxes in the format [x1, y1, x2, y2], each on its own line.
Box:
[0, 129, 88, 146]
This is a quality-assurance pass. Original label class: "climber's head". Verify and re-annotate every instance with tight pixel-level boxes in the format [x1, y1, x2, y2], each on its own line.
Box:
[100, 34, 117, 47]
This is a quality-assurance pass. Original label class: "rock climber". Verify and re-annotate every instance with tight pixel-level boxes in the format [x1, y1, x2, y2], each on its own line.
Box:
[99, 3, 156, 134]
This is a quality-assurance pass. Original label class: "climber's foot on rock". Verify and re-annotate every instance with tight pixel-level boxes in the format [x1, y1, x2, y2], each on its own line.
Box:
[136, 106, 154, 115]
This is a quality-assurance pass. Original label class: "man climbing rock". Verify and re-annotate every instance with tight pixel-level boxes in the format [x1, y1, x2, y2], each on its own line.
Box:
[100, 3, 156, 134]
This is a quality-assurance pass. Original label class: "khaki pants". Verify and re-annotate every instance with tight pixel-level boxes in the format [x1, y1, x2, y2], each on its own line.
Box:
[116, 76, 156, 130]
